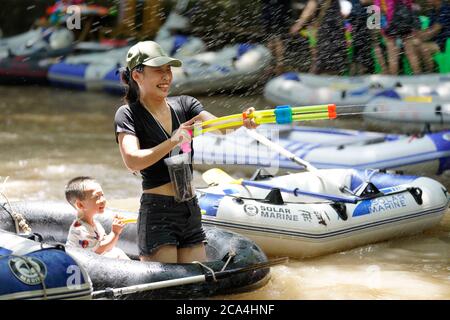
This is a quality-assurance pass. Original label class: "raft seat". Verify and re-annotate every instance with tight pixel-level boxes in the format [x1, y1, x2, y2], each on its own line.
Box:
[264, 169, 354, 202]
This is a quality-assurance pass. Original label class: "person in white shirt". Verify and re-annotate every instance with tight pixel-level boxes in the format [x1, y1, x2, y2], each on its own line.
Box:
[65, 176, 129, 260]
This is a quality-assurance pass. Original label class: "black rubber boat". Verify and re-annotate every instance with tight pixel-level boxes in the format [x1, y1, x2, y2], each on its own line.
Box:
[0, 200, 272, 299]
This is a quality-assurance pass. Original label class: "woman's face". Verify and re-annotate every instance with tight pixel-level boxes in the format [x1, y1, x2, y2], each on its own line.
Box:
[133, 64, 173, 100]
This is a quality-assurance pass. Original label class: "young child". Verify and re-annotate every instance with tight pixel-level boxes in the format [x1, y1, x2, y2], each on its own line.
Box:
[65, 176, 130, 260]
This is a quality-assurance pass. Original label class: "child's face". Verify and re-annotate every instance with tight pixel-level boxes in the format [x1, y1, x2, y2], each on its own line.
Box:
[78, 182, 106, 216]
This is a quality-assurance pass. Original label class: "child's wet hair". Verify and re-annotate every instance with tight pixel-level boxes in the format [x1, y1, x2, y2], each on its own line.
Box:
[65, 176, 98, 207]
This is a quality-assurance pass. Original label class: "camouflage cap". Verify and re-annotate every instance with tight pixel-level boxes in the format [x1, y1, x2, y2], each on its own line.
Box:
[126, 41, 182, 70]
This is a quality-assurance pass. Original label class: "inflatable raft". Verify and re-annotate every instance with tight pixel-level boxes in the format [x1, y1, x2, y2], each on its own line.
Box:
[0, 27, 74, 60]
[0, 27, 75, 85]
[0, 28, 120, 85]
[364, 90, 450, 125]
[264, 72, 450, 106]
[0, 201, 271, 299]
[198, 168, 449, 257]
[167, 43, 272, 95]
[264, 72, 376, 106]
[49, 35, 206, 92]
[0, 28, 43, 58]
[193, 125, 450, 175]
[48, 46, 129, 90]
[0, 55, 58, 85]
[285, 72, 450, 89]
[0, 230, 93, 300]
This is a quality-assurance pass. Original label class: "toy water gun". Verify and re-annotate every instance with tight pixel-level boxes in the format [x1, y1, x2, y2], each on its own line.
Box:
[193, 104, 337, 136]
[120, 218, 137, 225]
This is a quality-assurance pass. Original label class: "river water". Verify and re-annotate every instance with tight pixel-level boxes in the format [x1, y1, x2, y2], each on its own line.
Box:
[1, 86, 449, 299]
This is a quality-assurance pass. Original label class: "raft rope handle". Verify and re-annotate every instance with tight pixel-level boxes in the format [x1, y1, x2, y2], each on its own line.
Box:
[192, 261, 217, 282]
[0, 177, 32, 235]
[28, 255, 48, 300]
[220, 250, 236, 272]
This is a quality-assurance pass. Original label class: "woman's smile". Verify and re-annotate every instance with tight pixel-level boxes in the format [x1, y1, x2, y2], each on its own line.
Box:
[157, 83, 170, 91]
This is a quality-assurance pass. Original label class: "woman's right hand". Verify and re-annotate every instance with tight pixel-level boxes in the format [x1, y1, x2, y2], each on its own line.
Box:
[171, 116, 200, 146]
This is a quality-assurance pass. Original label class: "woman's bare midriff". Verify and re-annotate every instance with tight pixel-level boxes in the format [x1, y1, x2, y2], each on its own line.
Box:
[143, 182, 176, 196]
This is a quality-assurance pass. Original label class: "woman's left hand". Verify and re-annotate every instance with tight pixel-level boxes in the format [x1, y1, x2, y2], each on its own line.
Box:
[242, 107, 259, 129]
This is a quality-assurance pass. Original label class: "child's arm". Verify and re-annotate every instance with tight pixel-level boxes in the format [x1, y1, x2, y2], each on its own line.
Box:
[95, 217, 125, 255]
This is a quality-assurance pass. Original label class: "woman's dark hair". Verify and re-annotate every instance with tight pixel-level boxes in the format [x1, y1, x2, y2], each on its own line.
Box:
[119, 65, 144, 105]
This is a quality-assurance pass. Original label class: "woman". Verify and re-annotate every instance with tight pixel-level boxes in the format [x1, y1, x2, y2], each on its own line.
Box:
[114, 41, 257, 263]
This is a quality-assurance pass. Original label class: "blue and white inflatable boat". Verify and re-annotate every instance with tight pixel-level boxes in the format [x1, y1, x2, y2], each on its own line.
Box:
[0, 230, 92, 300]
[48, 35, 206, 92]
[199, 168, 449, 258]
[48, 46, 128, 91]
[193, 125, 450, 175]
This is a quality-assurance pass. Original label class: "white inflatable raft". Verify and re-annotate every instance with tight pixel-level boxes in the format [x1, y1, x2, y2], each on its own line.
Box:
[198, 168, 449, 257]
[287, 72, 450, 89]
[264, 72, 450, 106]
[0, 28, 43, 54]
[364, 90, 450, 125]
[0, 27, 74, 60]
[193, 125, 450, 175]
[169, 43, 272, 95]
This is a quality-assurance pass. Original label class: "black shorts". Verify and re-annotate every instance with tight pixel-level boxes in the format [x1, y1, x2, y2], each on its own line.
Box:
[137, 193, 206, 256]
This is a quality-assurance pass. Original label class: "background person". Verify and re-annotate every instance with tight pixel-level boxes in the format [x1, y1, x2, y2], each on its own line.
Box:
[290, 0, 348, 75]
[375, 0, 423, 74]
[417, 0, 450, 72]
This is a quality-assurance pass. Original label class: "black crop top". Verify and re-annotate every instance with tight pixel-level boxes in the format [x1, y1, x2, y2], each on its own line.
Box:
[114, 95, 204, 190]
